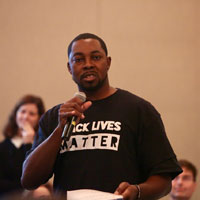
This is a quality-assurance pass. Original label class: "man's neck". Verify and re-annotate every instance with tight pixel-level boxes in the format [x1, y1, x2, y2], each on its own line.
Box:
[83, 86, 116, 101]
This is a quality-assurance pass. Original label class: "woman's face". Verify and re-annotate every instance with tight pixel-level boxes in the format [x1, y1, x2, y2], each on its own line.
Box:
[16, 103, 39, 130]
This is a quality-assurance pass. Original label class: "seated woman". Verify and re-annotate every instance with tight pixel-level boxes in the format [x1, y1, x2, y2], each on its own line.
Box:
[0, 94, 45, 198]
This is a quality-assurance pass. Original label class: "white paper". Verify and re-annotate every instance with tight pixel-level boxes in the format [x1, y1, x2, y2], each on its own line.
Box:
[67, 189, 123, 200]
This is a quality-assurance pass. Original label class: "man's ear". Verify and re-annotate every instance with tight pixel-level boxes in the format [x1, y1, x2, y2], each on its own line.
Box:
[107, 57, 111, 70]
[67, 62, 72, 74]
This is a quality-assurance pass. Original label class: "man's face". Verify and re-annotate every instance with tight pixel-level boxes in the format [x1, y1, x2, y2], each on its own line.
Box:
[67, 38, 111, 91]
[170, 167, 196, 200]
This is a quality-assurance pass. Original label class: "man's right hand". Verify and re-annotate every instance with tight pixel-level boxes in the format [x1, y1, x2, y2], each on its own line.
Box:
[58, 96, 92, 130]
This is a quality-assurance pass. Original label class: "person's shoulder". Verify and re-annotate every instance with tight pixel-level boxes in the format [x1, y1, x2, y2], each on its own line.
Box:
[40, 104, 62, 120]
[0, 138, 11, 146]
[117, 88, 150, 104]
[117, 88, 159, 112]
[46, 104, 61, 114]
[0, 138, 12, 152]
[37, 104, 62, 138]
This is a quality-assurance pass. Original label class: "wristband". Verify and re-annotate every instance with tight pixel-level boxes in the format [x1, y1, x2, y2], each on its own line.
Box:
[134, 184, 141, 199]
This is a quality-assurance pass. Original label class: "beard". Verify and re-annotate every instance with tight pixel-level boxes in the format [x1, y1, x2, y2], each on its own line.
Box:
[75, 74, 108, 92]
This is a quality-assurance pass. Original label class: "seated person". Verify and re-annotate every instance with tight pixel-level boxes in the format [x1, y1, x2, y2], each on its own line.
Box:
[169, 159, 197, 200]
[0, 95, 45, 197]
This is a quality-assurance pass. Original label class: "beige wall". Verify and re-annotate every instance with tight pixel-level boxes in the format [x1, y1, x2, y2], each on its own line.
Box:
[0, 0, 199, 199]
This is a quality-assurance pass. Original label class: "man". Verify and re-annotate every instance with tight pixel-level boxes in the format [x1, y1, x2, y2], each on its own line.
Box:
[169, 159, 197, 200]
[21, 33, 182, 200]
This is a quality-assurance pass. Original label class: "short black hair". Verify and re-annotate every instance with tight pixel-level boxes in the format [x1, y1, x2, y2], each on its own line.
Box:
[179, 159, 198, 182]
[67, 33, 108, 57]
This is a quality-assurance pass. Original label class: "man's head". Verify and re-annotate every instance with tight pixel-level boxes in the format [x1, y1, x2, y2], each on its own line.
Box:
[67, 33, 108, 58]
[170, 159, 197, 200]
[67, 33, 111, 92]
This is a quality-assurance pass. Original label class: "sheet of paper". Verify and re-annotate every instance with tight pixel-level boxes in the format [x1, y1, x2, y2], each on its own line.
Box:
[67, 189, 123, 200]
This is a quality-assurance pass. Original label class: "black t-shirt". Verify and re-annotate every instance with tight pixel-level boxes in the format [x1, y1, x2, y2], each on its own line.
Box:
[32, 89, 182, 193]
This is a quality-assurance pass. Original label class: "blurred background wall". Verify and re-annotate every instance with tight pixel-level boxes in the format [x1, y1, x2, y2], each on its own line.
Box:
[0, 0, 199, 199]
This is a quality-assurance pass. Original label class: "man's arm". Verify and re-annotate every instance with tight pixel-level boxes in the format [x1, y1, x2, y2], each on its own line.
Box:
[21, 99, 92, 190]
[21, 126, 63, 189]
[115, 174, 172, 200]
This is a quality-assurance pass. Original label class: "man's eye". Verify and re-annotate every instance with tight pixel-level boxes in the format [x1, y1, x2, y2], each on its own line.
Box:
[73, 57, 84, 63]
[92, 55, 101, 60]
[182, 176, 193, 181]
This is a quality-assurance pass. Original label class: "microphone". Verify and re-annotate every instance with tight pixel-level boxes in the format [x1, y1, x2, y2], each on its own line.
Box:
[61, 92, 86, 141]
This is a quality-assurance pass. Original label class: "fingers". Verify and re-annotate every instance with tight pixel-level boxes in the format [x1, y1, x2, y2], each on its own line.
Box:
[20, 121, 35, 135]
[114, 182, 138, 200]
[58, 96, 92, 128]
[21, 122, 35, 144]
[22, 132, 35, 144]
[22, 121, 33, 131]
[82, 101, 92, 112]
[114, 182, 130, 195]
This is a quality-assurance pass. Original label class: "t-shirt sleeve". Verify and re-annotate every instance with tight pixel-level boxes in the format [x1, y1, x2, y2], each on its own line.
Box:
[137, 101, 182, 180]
[26, 105, 60, 157]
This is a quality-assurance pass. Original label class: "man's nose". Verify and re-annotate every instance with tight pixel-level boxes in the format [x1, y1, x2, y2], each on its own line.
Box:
[176, 177, 183, 185]
[84, 58, 94, 68]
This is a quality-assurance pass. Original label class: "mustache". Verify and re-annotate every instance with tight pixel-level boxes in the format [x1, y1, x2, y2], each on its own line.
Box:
[80, 71, 98, 79]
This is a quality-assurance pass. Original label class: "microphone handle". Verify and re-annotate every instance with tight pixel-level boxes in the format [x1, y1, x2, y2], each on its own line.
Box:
[61, 92, 86, 144]
[61, 116, 77, 141]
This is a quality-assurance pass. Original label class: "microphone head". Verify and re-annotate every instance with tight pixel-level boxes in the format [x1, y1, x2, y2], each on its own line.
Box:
[74, 92, 86, 102]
